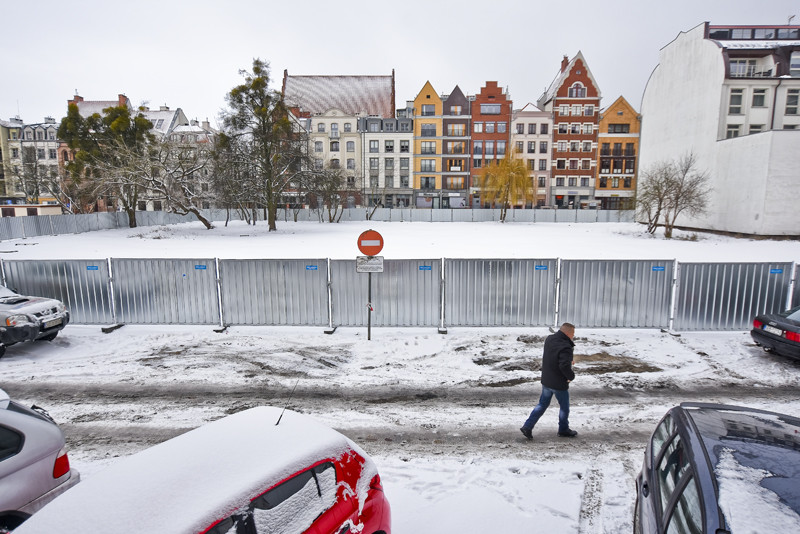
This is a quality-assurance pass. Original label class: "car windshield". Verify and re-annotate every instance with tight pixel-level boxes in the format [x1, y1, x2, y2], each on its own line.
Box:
[781, 306, 800, 321]
[0, 285, 17, 298]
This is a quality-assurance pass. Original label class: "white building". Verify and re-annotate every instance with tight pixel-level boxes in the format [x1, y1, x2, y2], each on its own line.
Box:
[511, 103, 553, 207]
[360, 114, 414, 208]
[639, 22, 800, 236]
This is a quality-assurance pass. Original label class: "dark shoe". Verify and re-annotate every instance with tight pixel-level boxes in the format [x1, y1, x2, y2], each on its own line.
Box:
[520, 426, 533, 440]
[558, 429, 578, 438]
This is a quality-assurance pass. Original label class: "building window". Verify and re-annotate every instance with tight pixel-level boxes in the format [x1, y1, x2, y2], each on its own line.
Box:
[485, 141, 495, 155]
[37, 149, 45, 159]
[344, 123, 352, 132]
[347, 158, 355, 170]
[600, 177, 608, 187]
[539, 160, 548, 171]
[569, 159, 578, 170]
[347, 176, 355, 187]
[581, 177, 589, 187]
[420, 176, 435, 189]
[730, 59, 757, 77]
[558, 123, 568, 134]
[516, 123, 524, 134]
[474, 122, 483, 133]
[540, 124, 548, 134]
[749, 124, 764, 134]
[581, 159, 591, 170]
[385, 122, 395, 132]
[347, 141, 355, 152]
[538, 177, 546, 187]
[473, 140, 483, 155]
[421, 104, 435, 116]
[420, 159, 436, 172]
[369, 122, 380, 132]
[11, 148, 18, 158]
[539, 142, 548, 153]
[421, 124, 436, 137]
[450, 105, 462, 115]
[570, 123, 581, 134]
[400, 122, 411, 132]
[330, 141, 339, 151]
[314, 159, 323, 171]
[528, 160, 536, 170]
[497, 141, 506, 155]
[330, 159, 340, 169]
[607, 124, 630, 133]
[317, 123, 325, 132]
[568, 83, 586, 98]
[421, 141, 436, 154]
[48, 149, 57, 159]
[485, 122, 495, 133]
[497, 122, 507, 133]
[370, 157, 379, 170]
[612, 177, 620, 188]
[570, 141, 580, 152]
[400, 175, 410, 187]
[583, 142, 592, 152]
[624, 177, 632, 188]
[556, 177, 565, 186]
[400, 157, 409, 170]
[584, 106, 594, 116]
[385, 158, 394, 170]
[385, 140, 394, 152]
[480, 103, 501, 115]
[786, 89, 799, 115]
[556, 159, 566, 170]
[473, 158, 482, 168]
[516, 141, 524, 152]
[314, 141, 323, 152]
[568, 177, 577, 186]
[369, 140, 379, 153]
[752, 89, 767, 107]
[528, 141, 536, 153]
[571, 105, 581, 116]
[726, 124, 741, 138]
[447, 124, 465, 137]
[559, 105, 569, 116]
[729, 88, 744, 114]
[400, 140, 409, 152]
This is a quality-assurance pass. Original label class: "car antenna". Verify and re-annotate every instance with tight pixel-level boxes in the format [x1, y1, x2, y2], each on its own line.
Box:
[276, 379, 300, 426]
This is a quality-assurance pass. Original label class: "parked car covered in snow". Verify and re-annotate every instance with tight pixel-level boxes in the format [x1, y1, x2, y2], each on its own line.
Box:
[0, 388, 80, 532]
[15, 406, 391, 534]
[0, 285, 69, 359]
[751, 305, 800, 361]
[634, 402, 800, 534]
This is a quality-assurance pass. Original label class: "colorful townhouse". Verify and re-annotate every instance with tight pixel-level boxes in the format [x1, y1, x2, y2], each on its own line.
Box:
[596, 96, 639, 209]
[470, 81, 512, 208]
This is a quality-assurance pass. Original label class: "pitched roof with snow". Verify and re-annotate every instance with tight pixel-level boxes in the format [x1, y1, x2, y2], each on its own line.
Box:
[538, 51, 601, 108]
[282, 73, 395, 118]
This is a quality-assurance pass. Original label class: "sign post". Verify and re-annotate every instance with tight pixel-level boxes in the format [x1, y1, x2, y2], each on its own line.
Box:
[357, 230, 384, 341]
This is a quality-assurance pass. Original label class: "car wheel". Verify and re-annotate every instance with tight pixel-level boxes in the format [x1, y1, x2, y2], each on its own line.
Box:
[39, 332, 58, 342]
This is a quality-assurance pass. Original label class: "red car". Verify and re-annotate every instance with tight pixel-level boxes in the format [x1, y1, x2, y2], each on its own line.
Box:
[15, 407, 390, 534]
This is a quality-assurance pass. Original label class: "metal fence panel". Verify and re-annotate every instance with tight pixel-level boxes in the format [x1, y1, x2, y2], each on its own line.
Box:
[410, 210, 432, 222]
[2, 259, 114, 324]
[559, 260, 674, 328]
[431, 209, 452, 222]
[0, 217, 25, 240]
[555, 210, 577, 223]
[673, 262, 793, 331]
[576, 210, 599, 223]
[510, 210, 535, 223]
[219, 259, 329, 326]
[50, 214, 78, 235]
[111, 258, 220, 324]
[534, 210, 556, 223]
[330, 259, 441, 327]
[445, 258, 558, 326]
[794, 264, 800, 308]
[21, 216, 51, 237]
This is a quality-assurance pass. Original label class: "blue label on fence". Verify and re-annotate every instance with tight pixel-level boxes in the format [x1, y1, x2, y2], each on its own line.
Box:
[535, 265, 548, 271]
[419, 266, 432, 271]
[86, 266, 99, 271]
[195, 265, 207, 270]
[306, 265, 318, 270]
[652, 266, 666, 272]
[770, 268, 783, 274]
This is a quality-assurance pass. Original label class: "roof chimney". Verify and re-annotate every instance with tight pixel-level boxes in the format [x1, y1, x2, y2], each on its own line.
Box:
[561, 55, 570, 73]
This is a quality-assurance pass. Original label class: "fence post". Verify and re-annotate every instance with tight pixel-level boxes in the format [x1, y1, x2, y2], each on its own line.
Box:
[215, 258, 225, 328]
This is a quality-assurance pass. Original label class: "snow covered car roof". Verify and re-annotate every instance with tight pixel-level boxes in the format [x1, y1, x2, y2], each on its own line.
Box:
[15, 407, 369, 534]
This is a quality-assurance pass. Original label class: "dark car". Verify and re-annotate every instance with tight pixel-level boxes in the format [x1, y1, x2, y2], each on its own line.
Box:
[634, 402, 800, 534]
[0, 285, 69, 359]
[751, 305, 800, 360]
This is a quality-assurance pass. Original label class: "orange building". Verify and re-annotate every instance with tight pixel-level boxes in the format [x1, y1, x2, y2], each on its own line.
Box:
[596, 96, 640, 209]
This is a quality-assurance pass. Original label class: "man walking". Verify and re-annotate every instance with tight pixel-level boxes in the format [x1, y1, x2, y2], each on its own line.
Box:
[520, 323, 578, 439]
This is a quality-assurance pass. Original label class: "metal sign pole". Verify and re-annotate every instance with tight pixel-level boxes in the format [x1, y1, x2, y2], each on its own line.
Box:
[367, 271, 372, 340]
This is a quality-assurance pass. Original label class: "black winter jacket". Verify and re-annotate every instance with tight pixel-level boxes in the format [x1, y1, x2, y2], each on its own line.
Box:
[540, 330, 575, 390]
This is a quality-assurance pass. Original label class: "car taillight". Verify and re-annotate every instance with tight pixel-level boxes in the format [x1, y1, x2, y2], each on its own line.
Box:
[53, 448, 70, 479]
[753, 319, 763, 329]
[369, 474, 383, 491]
[786, 331, 800, 342]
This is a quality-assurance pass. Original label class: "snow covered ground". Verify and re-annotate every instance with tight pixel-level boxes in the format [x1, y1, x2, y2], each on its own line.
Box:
[2, 220, 799, 533]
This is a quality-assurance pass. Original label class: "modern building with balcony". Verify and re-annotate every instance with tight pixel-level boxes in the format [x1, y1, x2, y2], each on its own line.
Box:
[511, 103, 553, 207]
[596, 96, 640, 210]
[538, 52, 601, 208]
[639, 22, 800, 235]
[412, 81, 444, 208]
[359, 111, 414, 208]
[440, 86, 471, 208]
[471, 81, 512, 208]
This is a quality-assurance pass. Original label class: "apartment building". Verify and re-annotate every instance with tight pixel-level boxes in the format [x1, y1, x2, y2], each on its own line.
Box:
[412, 81, 444, 208]
[440, 86, 471, 208]
[0, 117, 23, 201]
[511, 104, 553, 207]
[3, 116, 60, 205]
[471, 81, 512, 208]
[596, 96, 639, 209]
[360, 114, 414, 208]
[639, 22, 800, 235]
[538, 52, 601, 208]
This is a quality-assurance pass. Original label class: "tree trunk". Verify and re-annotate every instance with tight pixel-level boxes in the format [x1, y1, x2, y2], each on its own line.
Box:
[189, 208, 213, 230]
[126, 207, 137, 228]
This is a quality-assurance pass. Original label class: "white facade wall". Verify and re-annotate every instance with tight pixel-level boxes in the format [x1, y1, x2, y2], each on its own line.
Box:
[639, 23, 800, 235]
[309, 109, 362, 193]
[511, 107, 553, 206]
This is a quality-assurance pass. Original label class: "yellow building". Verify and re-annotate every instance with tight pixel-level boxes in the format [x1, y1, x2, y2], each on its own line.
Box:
[596, 96, 640, 209]
[412, 81, 443, 208]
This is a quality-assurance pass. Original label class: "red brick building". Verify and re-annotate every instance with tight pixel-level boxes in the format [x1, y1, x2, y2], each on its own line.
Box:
[537, 52, 602, 208]
[470, 81, 512, 208]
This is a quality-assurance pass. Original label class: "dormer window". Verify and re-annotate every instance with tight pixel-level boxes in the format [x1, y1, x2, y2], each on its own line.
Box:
[568, 83, 586, 98]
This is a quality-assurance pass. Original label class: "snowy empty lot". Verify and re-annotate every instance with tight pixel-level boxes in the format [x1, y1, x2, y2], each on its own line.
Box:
[2, 220, 799, 532]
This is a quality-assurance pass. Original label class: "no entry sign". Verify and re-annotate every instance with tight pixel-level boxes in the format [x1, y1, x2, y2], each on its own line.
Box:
[357, 229, 384, 256]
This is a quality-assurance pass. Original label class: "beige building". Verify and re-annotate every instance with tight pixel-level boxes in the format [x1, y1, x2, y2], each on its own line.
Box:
[596, 96, 639, 209]
[511, 103, 553, 207]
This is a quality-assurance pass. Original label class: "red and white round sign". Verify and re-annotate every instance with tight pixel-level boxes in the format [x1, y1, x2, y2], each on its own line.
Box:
[357, 229, 384, 256]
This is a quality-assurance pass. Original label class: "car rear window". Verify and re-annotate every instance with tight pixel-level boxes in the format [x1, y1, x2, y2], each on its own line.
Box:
[782, 306, 800, 321]
[0, 425, 23, 461]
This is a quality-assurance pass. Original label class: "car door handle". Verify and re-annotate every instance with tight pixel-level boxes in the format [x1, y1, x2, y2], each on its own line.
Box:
[642, 481, 649, 498]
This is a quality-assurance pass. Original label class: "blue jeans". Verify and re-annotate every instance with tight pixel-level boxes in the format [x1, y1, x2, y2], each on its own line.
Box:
[523, 385, 570, 434]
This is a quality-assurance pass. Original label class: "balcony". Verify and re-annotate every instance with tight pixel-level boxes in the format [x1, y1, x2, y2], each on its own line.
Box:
[330, 131, 340, 138]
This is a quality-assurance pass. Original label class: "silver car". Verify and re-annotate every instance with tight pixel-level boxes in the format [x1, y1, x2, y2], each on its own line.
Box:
[0, 388, 80, 532]
[0, 285, 69, 359]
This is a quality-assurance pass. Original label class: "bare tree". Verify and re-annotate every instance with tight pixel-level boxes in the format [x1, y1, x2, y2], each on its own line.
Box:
[636, 152, 711, 238]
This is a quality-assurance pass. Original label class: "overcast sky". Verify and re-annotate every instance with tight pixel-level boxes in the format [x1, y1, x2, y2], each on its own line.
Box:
[3, 0, 798, 128]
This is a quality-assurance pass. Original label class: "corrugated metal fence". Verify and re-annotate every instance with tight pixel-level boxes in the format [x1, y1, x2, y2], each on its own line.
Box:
[0, 258, 796, 331]
[1, 209, 635, 241]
